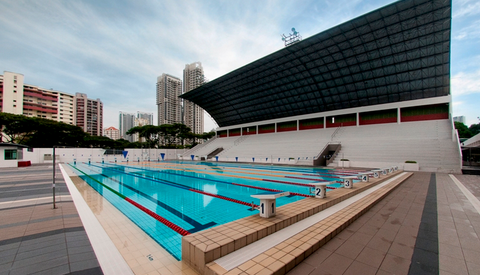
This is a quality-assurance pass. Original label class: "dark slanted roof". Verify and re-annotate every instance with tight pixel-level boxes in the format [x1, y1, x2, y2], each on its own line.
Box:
[181, 0, 451, 127]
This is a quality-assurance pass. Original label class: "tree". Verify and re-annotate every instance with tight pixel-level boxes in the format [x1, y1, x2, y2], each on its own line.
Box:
[454, 121, 472, 139]
[0, 113, 38, 143]
[469, 123, 480, 136]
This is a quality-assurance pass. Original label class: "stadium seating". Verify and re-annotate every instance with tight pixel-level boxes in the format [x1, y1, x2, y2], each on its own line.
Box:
[182, 119, 461, 173]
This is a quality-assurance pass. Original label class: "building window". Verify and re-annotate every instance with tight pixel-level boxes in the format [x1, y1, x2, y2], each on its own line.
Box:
[5, 149, 17, 160]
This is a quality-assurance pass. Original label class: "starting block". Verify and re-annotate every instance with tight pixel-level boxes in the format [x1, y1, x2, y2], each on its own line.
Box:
[340, 176, 357, 189]
[311, 182, 330, 198]
[357, 172, 370, 182]
[372, 169, 382, 178]
[251, 191, 290, 218]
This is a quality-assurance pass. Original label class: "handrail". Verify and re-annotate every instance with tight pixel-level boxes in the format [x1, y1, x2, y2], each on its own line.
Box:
[234, 135, 248, 146]
[314, 141, 341, 160]
[181, 136, 217, 156]
[331, 126, 341, 141]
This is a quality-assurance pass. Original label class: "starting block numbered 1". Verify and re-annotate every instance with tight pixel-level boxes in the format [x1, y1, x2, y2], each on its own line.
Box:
[251, 191, 290, 218]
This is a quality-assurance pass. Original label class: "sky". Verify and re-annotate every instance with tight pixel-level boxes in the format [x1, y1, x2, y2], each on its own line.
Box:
[1, 0, 479, 131]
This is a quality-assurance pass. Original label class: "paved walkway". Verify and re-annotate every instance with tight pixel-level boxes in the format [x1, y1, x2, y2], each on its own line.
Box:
[287, 172, 480, 275]
[0, 164, 102, 275]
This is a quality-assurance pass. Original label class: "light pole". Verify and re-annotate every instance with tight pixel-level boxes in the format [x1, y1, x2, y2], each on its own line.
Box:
[52, 146, 57, 209]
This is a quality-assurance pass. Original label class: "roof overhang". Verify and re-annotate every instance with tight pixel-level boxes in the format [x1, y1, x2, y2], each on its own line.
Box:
[181, 0, 452, 128]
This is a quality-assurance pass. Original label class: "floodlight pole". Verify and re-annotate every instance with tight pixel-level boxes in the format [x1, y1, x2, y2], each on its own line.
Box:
[53, 146, 57, 209]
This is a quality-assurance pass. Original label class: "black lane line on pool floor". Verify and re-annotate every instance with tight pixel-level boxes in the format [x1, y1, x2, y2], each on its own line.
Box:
[101, 174, 216, 233]
[408, 173, 439, 275]
[79, 164, 217, 233]
[91, 163, 258, 209]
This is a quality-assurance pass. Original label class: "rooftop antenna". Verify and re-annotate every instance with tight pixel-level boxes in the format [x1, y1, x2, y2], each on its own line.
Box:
[281, 27, 302, 47]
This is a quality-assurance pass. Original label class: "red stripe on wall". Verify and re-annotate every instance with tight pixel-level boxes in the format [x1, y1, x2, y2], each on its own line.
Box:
[258, 129, 275, 134]
[277, 126, 297, 132]
[360, 117, 397, 125]
[401, 113, 448, 122]
[326, 121, 356, 128]
[299, 124, 323, 130]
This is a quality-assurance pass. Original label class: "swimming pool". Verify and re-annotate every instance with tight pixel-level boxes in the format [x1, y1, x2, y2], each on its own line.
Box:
[69, 161, 357, 260]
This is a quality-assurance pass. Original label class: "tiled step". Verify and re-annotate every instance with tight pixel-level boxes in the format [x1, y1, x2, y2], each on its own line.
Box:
[181, 171, 411, 274]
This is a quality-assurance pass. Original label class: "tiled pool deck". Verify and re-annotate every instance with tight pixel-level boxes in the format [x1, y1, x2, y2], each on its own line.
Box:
[1, 163, 479, 275]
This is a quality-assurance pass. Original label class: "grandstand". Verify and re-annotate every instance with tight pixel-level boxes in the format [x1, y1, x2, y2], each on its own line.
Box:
[181, 0, 461, 173]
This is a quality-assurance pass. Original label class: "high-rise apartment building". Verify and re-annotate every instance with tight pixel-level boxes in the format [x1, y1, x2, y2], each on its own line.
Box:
[119, 112, 135, 142]
[137, 111, 154, 126]
[132, 117, 151, 142]
[47, 90, 76, 125]
[183, 62, 205, 135]
[156, 74, 182, 125]
[453, 116, 466, 124]
[75, 93, 103, 136]
[0, 71, 25, 115]
[0, 71, 75, 125]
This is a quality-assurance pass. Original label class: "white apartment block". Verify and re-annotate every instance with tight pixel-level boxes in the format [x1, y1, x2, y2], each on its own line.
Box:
[183, 62, 205, 135]
[156, 74, 182, 125]
[0, 71, 25, 115]
[47, 90, 76, 125]
[1, 71, 74, 125]
[104, 126, 120, 140]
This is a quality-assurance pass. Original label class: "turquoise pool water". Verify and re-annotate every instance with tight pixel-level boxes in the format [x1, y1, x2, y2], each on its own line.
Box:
[69, 161, 353, 260]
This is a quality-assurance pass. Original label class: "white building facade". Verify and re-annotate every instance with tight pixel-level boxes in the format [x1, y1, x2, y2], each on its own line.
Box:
[119, 112, 135, 142]
[75, 93, 103, 136]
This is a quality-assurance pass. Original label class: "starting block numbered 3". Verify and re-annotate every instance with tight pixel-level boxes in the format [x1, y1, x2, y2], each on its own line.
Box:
[340, 176, 357, 189]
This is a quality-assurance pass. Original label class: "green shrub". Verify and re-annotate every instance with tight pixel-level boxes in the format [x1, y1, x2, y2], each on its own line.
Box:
[405, 160, 417, 163]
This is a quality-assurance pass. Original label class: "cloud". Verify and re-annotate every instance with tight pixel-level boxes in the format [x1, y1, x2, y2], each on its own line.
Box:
[453, 20, 480, 40]
[1, 0, 460, 131]
[453, 0, 480, 18]
[451, 70, 480, 96]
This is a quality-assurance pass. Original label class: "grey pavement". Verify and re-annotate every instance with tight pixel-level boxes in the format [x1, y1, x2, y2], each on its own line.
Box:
[0, 164, 103, 275]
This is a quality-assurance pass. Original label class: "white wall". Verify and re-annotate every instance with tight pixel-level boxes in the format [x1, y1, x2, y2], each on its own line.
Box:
[22, 148, 189, 164]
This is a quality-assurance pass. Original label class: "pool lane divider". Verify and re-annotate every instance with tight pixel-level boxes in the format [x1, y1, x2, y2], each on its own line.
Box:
[89, 163, 259, 209]
[69, 164, 191, 236]
[131, 162, 341, 182]
[108, 163, 334, 193]
[104, 162, 314, 197]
